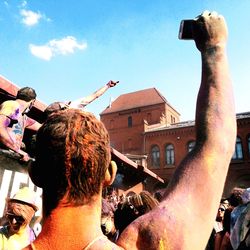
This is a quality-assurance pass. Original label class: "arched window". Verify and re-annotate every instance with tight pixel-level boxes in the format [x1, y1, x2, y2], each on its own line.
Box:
[232, 137, 243, 160]
[165, 144, 175, 165]
[151, 145, 160, 168]
[187, 141, 196, 152]
[128, 116, 132, 127]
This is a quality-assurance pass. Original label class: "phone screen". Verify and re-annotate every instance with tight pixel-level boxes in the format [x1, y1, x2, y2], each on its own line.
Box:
[178, 19, 194, 40]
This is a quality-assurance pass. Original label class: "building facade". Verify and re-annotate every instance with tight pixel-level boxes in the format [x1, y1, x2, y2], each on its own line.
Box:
[100, 88, 250, 197]
[100, 88, 180, 155]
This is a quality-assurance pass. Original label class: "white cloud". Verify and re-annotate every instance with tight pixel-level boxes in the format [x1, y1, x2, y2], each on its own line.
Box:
[20, 9, 42, 26]
[29, 44, 53, 61]
[29, 36, 87, 61]
[49, 37, 87, 54]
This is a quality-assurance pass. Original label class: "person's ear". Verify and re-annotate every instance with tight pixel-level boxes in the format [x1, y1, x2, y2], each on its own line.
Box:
[103, 161, 117, 187]
[28, 161, 44, 188]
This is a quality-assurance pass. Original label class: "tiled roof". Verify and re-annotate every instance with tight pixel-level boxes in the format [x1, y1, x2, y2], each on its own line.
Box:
[100, 88, 169, 115]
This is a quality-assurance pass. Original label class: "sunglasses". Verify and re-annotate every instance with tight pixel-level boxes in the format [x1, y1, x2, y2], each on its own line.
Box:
[6, 213, 25, 224]
[218, 208, 225, 212]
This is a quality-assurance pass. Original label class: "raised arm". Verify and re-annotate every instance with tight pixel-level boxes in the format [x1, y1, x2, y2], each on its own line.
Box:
[69, 80, 118, 109]
[118, 11, 236, 250]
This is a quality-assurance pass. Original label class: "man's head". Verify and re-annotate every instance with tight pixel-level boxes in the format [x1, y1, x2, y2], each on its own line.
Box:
[5, 187, 38, 235]
[44, 101, 69, 118]
[16, 87, 37, 113]
[30, 109, 114, 216]
[16, 87, 37, 102]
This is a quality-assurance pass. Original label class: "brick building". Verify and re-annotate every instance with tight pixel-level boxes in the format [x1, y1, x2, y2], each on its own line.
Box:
[100, 88, 250, 197]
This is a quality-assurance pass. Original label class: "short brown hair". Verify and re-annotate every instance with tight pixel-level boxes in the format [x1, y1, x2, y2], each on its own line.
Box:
[35, 109, 111, 215]
[16, 87, 36, 101]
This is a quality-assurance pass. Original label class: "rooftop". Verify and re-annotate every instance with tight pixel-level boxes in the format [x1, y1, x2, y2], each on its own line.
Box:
[100, 87, 179, 115]
[145, 112, 250, 133]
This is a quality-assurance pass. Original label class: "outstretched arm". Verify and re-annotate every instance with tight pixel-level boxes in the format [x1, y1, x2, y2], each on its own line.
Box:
[118, 11, 236, 250]
[69, 80, 118, 109]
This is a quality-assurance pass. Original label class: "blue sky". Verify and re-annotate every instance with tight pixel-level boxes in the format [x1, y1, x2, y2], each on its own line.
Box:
[0, 0, 249, 121]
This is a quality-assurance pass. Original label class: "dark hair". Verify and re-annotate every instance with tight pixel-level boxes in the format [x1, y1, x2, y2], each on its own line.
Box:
[16, 87, 36, 102]
[114, 191, 159, 233]
[35, 109, 111, 216]
[44, 102, 69, 118]
[228, 187, 245, 207]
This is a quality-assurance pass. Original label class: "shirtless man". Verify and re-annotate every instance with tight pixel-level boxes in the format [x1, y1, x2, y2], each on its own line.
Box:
[0, 87, 41, 161]
[23, 10, 236, 250]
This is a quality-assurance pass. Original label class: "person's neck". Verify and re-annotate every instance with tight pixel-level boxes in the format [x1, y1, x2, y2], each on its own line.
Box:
[16, 99, 29, 114]
[8, 225, 31, 238]
[35, 196, 104, 249]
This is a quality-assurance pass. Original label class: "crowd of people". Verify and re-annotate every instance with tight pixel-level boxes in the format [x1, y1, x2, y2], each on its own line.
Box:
[205, 188, 250, 250]
[101, 187, 250, 250]
[0, 9, 247, 250]
[101, 190, 159, 243]
[2, 185, 250, 249]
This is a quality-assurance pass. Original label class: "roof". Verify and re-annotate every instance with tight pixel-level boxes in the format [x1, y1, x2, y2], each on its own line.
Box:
[111, 147, 164, 190]
[0, 75, 47, 111]
[145, 111, 250, 133]
[100, 88, 169, 115]
[236, 112, 250, 119]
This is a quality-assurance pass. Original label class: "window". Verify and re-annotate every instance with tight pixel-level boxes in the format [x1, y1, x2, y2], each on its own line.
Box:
[151, 145, 160, 168]
[248, 136, 250, 156]
[171, 115, 176, 124]
[165, 144, 175, 165]
[187, 141, 196, 152]
[232, 137, 243, 160]
[128, 116, 132, 127]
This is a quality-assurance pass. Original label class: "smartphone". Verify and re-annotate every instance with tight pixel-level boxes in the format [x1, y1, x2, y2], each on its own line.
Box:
[178, 19, 194, 40]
